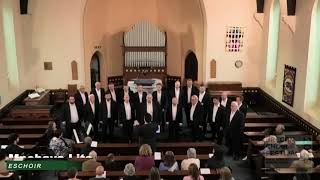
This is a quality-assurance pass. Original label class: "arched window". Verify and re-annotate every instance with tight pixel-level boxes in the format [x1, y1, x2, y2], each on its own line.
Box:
[305, 0, 320, 112]
[185, 51, 198, 81]
[90, 52, 101, 89]
[265, 0, 280, 89]
[210, 59, 216, 79]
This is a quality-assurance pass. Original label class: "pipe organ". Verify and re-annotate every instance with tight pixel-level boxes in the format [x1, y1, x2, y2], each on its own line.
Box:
[123, 21, 167, 81]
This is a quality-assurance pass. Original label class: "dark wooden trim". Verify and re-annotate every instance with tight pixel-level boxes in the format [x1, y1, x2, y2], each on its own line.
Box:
[243, 87, 320, 136]
[0, 90, 31, 119]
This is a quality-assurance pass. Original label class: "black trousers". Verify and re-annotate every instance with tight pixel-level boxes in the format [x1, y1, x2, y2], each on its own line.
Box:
[66, 122, 80, 139]
[101, 118, 114, 142]
[168, 121, 179, 140]
[185, 104, 191, 126]
[123, 119, 134, 141]
[190, 121, 201, 141]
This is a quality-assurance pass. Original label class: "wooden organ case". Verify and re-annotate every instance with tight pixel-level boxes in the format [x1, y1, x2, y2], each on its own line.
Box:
[122, 21, 167, 81]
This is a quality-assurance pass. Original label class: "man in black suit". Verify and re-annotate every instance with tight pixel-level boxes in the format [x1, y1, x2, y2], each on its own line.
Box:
[138, 94, 161, 125]
[119, 94, 135, 143]
[166, 97, 183, 140]
[224, 101, 245, 160]
[189, 95, 204, 141]
[183, 79, 199, 125]
[118, 84, 134, 105]
[133, 85, 147, 123]
[208, 97, 226, 144]
[85, 94, 99, 139]
[101, 92, 117, 142]
[220, 91, 231, 110]
[107, 82, 119, 124]
[63, 95, 81, 139]
[138, 113, 158, 152]
[198, 83, 211, 139]
[74, 85, 88, 119]
[169, 81, 183, 105]
[90, 82, 105, 118]
[152, 82, 167, 131]
[236, 95, 248, 118]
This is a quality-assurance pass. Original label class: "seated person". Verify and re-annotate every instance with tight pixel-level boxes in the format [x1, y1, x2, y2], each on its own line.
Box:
[206, 145, 225, 169]
[290, 149, 314, 170]
[0, 152, 8, 174]
[181, 148, 200, 170]
[89, 165, 107, 180]
[123, 163, 137, 180]
[5, 133, 24, 156]
[149, 167, 161, 180]
[134, 144, 155, 171]
[49, 129, 71, 157]
[183, 163, 204, 180]
[40, 121, 57, 146]
[260, 135, 280, 155]
[82, 150, 102, 171]
[219, 167, 235, 180]
[159, 151, 179, 172]
[104, 153, 120, 171]
[286, 138, 298, 155]
[81, 136, 93, 156]
[67, 168, 80, 180]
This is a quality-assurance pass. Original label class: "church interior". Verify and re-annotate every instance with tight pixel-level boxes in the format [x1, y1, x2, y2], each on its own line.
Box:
[1, 0, 320, 179]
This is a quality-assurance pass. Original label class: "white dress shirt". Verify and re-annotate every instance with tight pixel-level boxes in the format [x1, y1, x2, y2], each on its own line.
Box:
[111, 90, 117, 102]
[124, 102, 131, 120]
[172, 104, 177, 121]
[187, 87, 192, 103]
[230, 111, 236, 122]
[175, 88, 180, 102]
[106, 100, 111, 118]
[238, 103, 243, 110]
[157, 91, 161, 104]
[80, 92, 86, 105]
[69, 103, 79, 123]
[212, 104, 220, 122]
[190, 103, 197, 121]
[90, 102, 95, 115]
[147, 102, 153, 116]
[221, 98, 228, 107]
[96, 89, 101, 103]
[138, 92, 143, 103]
[199, 92, 205, 103]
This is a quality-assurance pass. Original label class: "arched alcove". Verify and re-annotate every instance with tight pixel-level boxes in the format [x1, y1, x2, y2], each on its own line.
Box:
[90, 52, 101, 89]
[185, 51, 198, 81]
[210, 59, 216, 78]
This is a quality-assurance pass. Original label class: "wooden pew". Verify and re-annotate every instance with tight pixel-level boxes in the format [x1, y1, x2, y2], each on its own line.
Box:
[0, 125, 47, 134]
[0, 134, 44, 144]
[245, 113, 288, 123]
[0, 117, 54, 125]
[74, 142, 215, 155]
[244, 123, 298, 131]
[9, 105, 52, 118]
[270, 168, 320, 180]
[244, 131, 308, 140]
[59, 170, 220, 180]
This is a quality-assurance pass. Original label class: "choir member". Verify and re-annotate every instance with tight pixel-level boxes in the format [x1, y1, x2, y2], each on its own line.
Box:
[101, 92, 117, 142]
[236, 95, 248, 118]
[182, 79, 199, 125]
[107, 82, 118, 103]
[198, 83, 211, 139]
[134, 85, 147, 123]
[90, 82, 105, 124]
[85, 94, 99, 139]
[119, 94, 135, 143]
[169, 81, 183, 105]
[152, 82, 167, 131]
[166, 97, 183, 140]
[118, 84, 134, 105]
[137, 94, 161, 125]
[74, 85, 89, 119]
[189, 95, 203, 141]
[63, 95, 81, 139]
[220, 91, 231, 109]
[225, 101, 245, 160]
[208, 97, 226, 144]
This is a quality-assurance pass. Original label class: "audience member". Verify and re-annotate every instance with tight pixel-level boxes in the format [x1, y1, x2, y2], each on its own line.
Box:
[219, 167, 235, 180]
[159, 151, 179, 172]
[123, 163, 137, 180]
[148, 167, 161, 180]
[207, 145, 225, 169]
[67, 168, 80, 180]
[81, 136, 93, 156]
[41, 121, 57, 146]
[89, 165, 107, 180]
[82, 150, 102, 171]
[260, 135, 279, 155]
[134, 144, 155, 171]
[0, 152, 8, 174]
[104, 153, 120, 171]
[5, 133, 24, 156]
[286, 138, 298, 155]
[183, 163, 204, 180]
[181, 148, 200, 170]
[290, 149, 314, 170]
[49, 129, 71, 157]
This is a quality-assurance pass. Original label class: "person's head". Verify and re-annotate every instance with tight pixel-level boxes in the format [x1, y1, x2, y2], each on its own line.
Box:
[163, 151, 176, 167]
[124, 94, 130, 103]
[144, 113, 152, 124]
[220, 167, 233, 180]
[95, 165, 104, 176]
[191, 95, 198, 105]
[95, 82, 101, 90]
[300, 149, 310, 161]
[175, 81, 180, 89]
[123, 85, 129, 91]
[230, 101, 238, 112]
[89, 94, 95, 103]
[89, 150, 98, 160]
[156, 83, 162, 91]
[124, 163, 135, 176]
[8, 133, 19, 145]
[287, 138, 296, 145]
[264, 135, 278, 144]
[188, 163, 200, 180]
[212, 145, 224, 161]
[106, 153, 114, 163]
[67, 168, 78, 179]
[275, 124, 285, 135]
[149, 167, 160, 180]
[186, 79, 193, 87]
[172, 97, 178, 105]
[84, 136, 92, 146]
[236, 95, 244, 105]
[79, 85, 85, 93]
[147, 94, 153, 103]
[137, 85, 143, 92]
[199, 83, 206, 93]
[108, 83, 114, 91]
[53, 129, 62, 138]
[105, 92, 112, 101]
[212, 97, 220, 105]
[187, 148, 197, 158]
[139, 144, 152, 157]
[68, 96, 75, 104]
[48, 121, 56, 130]
[221, 91, 228, 100]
